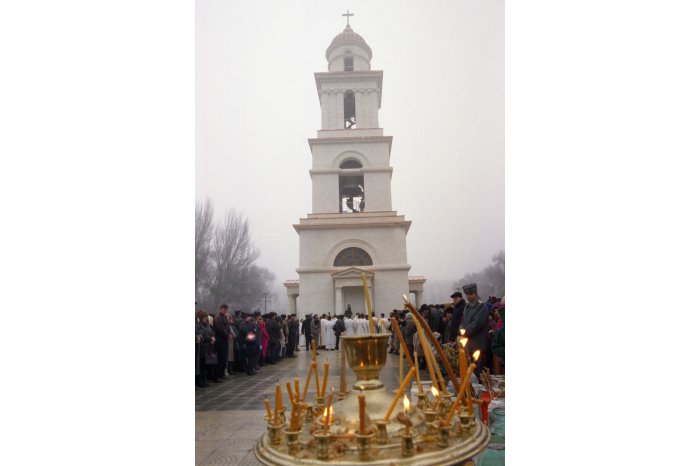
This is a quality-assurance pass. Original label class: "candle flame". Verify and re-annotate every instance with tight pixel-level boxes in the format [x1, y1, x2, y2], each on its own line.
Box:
[431, 386, 439, 397]
[460, 328, 466, 336]
[322, 406, 334, 421]
[403, 394, 410, 411]
[402, 294, 410, 304]
[459, 337, 468, 348]
[473, 350, 481, 361]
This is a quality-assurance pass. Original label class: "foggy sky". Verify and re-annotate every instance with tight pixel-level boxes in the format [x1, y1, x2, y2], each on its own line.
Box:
[196, 0, 504, 307]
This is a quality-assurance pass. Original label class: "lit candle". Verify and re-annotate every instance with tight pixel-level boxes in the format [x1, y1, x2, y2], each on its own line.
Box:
[467, 350, 481, 416]
[321, 360, 330, 397]
[445, 363, 475, 425]
[286, 381, 295, 406]
[383, 367, 417, 422]
[302, 361, 316, 402]
[413, 351, 424, 394]
[264, 398, 272, 419]
[459, 337, 468, 383]
[431, 385, 441, 410]
[358, 392, 366, 435]
[294, 375, 300, 402]
[361, 272, 375, 335]
[324, 389, 334, 433]
[403, 394, 411, 435]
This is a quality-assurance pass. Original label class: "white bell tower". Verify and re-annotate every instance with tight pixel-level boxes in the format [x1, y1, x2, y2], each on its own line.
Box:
[286, 14, 425, 317]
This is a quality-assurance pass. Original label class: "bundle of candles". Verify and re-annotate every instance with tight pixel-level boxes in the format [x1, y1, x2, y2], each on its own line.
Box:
[255, 290, 491, 464]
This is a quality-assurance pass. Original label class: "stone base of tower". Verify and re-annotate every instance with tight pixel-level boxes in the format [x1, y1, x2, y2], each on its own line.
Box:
[290, 211, 416, 316]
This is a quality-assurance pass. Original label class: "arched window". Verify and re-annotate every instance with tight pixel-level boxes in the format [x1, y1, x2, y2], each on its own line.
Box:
[340, 159, 362, 169]
[333, 247, 373, 267]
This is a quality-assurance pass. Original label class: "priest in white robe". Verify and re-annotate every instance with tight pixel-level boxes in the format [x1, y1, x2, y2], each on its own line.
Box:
[322, 316, 336, 350]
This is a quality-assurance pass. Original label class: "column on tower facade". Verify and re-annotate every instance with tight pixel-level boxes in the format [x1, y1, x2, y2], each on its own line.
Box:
[354, 88, 363, 128]
[320, 91, 329, 130]
[288, 295, 297, 315]
[369, 89, 379, 128]
[358, 89, 368, 129]
[335, 286, 343, 316]
[335, 90, 344, 129]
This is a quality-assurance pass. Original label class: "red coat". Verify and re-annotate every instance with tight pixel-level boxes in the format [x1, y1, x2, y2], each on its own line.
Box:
[260, 321, 270, 357]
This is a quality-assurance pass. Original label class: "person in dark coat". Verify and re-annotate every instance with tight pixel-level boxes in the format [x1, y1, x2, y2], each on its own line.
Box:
[460, 283, 490, 379]
[196, 310, 216, 386]
[310, 315, 321, 352]
[266, 313, 282, 364]
[195, 314, 200, 388]
[238, 315, 260, 375]
[404, 313, 417, 356]
[302, 314, 312, 351]
[438, 307, 452, 343]
[286, 315, 299, 357]
[213, 304, 231, 381]
[333, 315, 345, 350]
[422, 304, 442, 333]
[448, 292, 467, 343]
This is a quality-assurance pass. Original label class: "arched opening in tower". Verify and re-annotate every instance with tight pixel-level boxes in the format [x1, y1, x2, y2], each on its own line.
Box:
[339, 173, 364, 213]
[344, 90, 356, 129]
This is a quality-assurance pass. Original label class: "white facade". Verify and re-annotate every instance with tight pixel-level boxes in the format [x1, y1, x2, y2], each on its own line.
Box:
[286, 24, 426, 316]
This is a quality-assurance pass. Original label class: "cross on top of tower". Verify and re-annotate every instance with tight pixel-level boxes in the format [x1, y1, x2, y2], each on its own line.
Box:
[342, 9, 354, 27]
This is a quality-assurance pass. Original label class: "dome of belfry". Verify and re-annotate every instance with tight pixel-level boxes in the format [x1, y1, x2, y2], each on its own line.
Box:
[325, 25, 373, 61]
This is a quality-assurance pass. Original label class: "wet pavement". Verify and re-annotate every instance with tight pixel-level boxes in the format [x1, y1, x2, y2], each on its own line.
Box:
[195, 346, 404, 465]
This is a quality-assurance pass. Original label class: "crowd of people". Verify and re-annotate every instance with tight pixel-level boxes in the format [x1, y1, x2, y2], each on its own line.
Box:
[385, 283, 505, 382]
[195, 305, 301, 388]
[195, 282, 504, 389]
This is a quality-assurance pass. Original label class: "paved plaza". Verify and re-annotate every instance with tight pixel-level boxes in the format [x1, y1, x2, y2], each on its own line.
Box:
[195, 346, 404, 465]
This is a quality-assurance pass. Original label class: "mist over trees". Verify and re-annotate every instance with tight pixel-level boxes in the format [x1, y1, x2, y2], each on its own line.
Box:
[195, 199, 276, 311]
[454, 250, 505, 298]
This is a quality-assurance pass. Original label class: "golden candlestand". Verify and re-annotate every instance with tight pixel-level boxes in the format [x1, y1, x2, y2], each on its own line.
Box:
[255, 333, 491, 465]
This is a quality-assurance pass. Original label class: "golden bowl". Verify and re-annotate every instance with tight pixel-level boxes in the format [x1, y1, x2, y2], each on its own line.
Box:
[342, 334, 389, 390]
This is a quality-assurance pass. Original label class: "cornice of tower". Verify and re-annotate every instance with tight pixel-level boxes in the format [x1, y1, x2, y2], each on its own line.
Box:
[293, 212, 412, 233]
[308, 135, 393, 153]
[315, 71, 383, 108]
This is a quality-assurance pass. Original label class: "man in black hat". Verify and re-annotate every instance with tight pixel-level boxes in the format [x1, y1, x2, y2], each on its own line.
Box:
[461, 283, 490, 378]
[448, 291, 466, 343]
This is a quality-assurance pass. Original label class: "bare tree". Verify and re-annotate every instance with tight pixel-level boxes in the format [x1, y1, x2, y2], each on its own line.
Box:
[206, 209, 260, 307]
[195, 199, 215, 302]
[454, 250, 505, 298]
[195, 203, 277, 311]
[238, 265, 276, 310]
